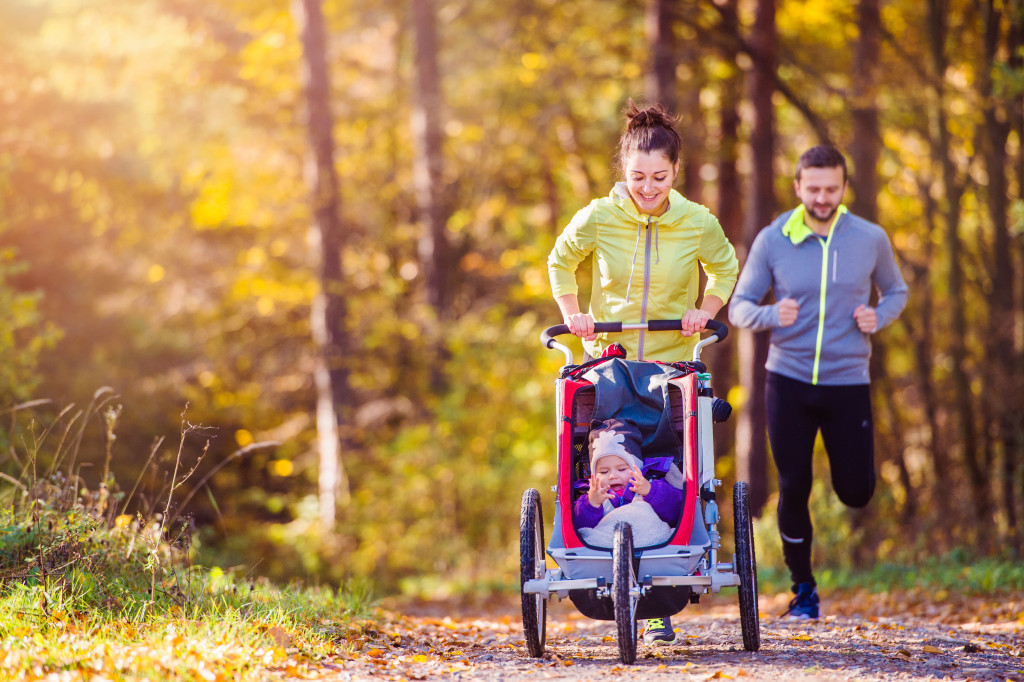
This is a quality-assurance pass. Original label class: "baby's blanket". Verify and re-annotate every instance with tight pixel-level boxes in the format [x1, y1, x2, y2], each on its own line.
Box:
[578, 500, 674, 549]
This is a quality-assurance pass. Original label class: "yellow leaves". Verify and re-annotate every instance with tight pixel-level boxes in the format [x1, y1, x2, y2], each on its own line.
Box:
[791, 634, 814, 641]
[922, 645, 944, 654]
[270, 459, 294, 477]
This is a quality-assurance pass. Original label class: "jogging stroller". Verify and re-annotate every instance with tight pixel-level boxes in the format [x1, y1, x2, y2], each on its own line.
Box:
[520, 319, 759, 663]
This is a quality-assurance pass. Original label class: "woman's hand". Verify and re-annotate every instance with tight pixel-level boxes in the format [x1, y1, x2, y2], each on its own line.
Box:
[629, 465, 652, 497]
[587, 476, 614, 507]
[566, 312, 597, 341]
[680, 309, 711, 337]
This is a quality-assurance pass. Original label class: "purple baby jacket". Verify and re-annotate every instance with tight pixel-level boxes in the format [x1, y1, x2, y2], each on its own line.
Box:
[574, 479, 682, 529]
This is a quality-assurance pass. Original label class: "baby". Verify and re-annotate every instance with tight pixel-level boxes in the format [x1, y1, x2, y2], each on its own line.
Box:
[574, 418, 683, 529]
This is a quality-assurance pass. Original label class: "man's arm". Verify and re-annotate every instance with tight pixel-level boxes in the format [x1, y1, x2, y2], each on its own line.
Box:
[728, 230, 784, 332]
[870, 232, 908, 331]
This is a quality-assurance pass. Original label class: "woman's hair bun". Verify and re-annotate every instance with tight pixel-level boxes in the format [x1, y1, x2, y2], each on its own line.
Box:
[624, 100, 678, 132]
[618, 98, 682, 166]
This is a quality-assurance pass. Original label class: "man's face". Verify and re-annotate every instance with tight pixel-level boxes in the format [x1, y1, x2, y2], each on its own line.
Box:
[794, 166, 847, 224]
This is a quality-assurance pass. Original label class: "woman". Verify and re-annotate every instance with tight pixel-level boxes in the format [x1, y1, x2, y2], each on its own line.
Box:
[547, 101, 739, 646]
[548, 101, 738, 363]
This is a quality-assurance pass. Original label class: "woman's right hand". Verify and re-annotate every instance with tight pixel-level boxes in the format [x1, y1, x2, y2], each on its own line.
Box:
[565, 312, 597, 341]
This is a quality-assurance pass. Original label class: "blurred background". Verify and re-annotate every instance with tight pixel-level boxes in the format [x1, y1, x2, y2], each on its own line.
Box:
[0, 0, 1021, 596]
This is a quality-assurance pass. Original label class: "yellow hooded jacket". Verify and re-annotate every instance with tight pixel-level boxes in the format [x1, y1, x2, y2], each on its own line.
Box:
[548, 183, 739, 362]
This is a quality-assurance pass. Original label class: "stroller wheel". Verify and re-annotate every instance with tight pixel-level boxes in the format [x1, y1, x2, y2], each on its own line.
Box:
[519, 488, 547, 657]
[612, 521, 638, 664]
[733, 481, 761, 651]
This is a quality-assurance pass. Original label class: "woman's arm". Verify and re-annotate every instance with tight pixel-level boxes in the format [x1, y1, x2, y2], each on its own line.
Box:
[555, 294, 596, 340]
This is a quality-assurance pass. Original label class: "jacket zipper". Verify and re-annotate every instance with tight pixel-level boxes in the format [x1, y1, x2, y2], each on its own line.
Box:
[638, 217, 653, 360]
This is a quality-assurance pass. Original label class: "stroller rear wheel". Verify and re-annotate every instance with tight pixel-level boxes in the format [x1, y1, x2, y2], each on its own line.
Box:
[612, 521, 638, 664]
[733, 481, 761, 651]
[519, 488, 547, 657]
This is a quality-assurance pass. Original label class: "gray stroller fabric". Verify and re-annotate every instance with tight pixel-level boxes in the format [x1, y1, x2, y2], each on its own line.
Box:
[583, 358, 685, 465]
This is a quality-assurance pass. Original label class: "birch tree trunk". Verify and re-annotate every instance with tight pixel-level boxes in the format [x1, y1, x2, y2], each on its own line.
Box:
[292, 0, 350, 528]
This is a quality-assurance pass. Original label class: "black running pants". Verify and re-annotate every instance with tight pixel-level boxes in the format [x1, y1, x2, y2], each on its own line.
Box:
[765, 371, 876, 587]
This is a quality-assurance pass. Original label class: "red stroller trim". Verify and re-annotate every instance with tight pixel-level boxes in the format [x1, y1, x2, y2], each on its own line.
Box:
[557, 371, 699, 550]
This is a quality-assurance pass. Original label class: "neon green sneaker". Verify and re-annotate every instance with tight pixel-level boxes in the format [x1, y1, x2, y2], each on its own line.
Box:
[642, 617, 677, 645]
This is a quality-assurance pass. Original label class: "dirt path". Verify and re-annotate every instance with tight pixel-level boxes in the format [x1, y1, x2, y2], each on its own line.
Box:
[295, 591, 1024, 681]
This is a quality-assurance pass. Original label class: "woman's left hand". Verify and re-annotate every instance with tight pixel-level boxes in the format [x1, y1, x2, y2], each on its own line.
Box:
[680, 309, 711, 337]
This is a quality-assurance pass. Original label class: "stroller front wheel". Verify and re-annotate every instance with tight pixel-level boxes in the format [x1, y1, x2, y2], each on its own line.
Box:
[734, 481, 761, 651]
[612, 521, 638, 664]
[519, 488, 547, 657]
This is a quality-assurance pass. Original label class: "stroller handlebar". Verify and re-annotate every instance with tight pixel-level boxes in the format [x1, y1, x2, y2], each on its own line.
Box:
[541, 319, 728, 356]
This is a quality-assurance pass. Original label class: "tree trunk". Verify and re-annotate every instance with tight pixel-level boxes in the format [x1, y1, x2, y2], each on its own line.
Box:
[292, 0, 350, 528]
[849, 0, 885, 564]
[911, 180, 946, 536]
[850, 0, 881, 224]
[411, 0, 452, 317]
[735, 0, 776, 516]
[645, 0, 704, 203]
[645, 0, 678, 116]
[927, 0, 990, 542]
[978, 0, 1019, 543]
[712, 0, 743, 460]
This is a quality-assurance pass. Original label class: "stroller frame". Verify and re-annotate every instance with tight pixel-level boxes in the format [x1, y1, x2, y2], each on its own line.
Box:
[520, 319, 760, 663]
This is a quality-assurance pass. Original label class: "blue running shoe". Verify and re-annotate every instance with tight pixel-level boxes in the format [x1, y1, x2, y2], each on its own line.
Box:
[783, 582, 820, 620]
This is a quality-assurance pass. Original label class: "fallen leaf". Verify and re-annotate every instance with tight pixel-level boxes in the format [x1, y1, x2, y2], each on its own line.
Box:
[365, 649, 385, 658]
[922, 645, 943, 654]
[791, 635, 812, 641]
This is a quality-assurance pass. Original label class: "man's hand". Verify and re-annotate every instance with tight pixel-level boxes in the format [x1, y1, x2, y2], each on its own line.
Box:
[565, 312, 597, 341]
[853, 304, 877, 333]
[777, 298, 800, 327]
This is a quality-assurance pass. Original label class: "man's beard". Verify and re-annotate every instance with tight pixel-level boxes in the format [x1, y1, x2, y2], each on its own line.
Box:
[805, 202, 838, 222]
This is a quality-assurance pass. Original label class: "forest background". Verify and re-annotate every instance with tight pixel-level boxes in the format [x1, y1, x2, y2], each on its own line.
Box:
[1, 0, 1022, 598]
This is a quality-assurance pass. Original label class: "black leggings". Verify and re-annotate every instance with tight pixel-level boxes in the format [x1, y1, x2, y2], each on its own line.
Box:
[765, 371, 876, 587]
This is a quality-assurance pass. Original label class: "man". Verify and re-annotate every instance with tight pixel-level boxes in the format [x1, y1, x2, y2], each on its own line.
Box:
[728, 145, 908, 619]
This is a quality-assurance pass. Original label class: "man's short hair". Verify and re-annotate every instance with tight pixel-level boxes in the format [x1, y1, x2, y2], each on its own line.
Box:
[795, 145, 848, 183]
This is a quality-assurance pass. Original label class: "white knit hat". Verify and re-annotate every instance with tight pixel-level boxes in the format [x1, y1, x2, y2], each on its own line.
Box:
[588, 418, 643, 472]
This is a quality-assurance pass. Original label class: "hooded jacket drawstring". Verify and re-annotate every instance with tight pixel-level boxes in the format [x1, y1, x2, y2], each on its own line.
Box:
[624, 220, 642, 304]
[624, 218, 660, 304]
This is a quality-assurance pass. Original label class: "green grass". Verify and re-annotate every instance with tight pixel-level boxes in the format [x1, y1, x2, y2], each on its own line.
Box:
[0, 397, 382, 681]
[756, 551, 1024, 595]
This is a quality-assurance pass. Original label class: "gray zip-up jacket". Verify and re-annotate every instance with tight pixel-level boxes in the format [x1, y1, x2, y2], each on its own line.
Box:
[728, 206, 908, 385]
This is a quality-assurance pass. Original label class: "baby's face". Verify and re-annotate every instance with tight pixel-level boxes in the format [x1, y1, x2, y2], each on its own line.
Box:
[594, 455, 633, 494]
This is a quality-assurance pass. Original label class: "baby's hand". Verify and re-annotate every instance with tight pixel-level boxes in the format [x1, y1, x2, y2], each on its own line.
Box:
[587, 476, 614, 507]
[629, 465, 652, 497]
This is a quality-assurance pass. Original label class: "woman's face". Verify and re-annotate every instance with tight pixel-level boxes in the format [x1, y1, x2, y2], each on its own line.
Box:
[624, 150, 678, 216]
